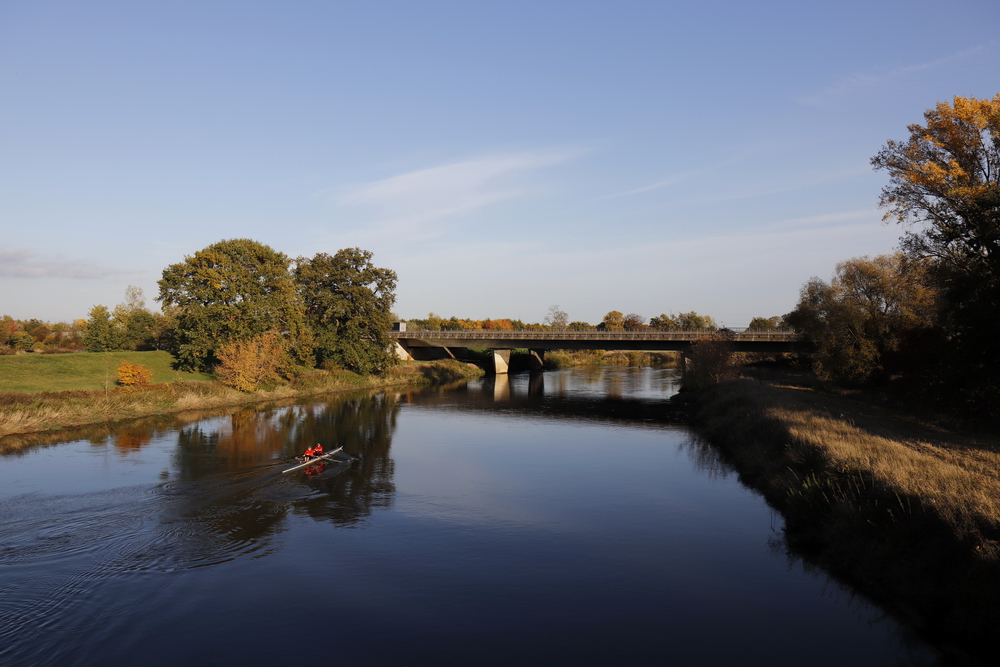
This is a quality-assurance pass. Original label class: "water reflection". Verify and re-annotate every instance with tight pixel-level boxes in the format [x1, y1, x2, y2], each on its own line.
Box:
[0, 370, 950, 666]
[411, 368, 690, 425]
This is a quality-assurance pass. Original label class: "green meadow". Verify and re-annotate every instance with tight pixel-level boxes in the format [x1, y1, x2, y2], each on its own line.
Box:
[0, 351, 214, 393]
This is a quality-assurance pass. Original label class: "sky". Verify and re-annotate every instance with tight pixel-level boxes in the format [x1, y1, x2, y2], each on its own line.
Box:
[2, 0, 998, 327]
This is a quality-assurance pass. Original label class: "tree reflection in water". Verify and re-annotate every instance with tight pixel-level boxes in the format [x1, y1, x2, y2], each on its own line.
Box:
[161, 391, 401, 552]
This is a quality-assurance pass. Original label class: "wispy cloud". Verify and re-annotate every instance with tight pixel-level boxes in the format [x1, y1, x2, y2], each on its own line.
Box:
[596, 150, 758, 200]
[335, 149, 583, 235]
[796, 42, 996, 107]
[0, 246, 122, 279]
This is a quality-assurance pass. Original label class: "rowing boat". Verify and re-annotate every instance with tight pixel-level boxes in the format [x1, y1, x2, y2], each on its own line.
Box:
[281, 446, 345, 474]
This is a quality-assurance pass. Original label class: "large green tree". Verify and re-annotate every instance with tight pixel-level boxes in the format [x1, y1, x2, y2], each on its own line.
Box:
[158, 239, 310, 370]
[872, 94, 1000, 408]
[293, 248, 397, 375]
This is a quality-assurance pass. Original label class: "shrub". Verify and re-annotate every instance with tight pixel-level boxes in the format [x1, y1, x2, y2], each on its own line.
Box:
[684, 333, 737, 389]
[214, 331, 291, 392]
[117, 361, 153, 389]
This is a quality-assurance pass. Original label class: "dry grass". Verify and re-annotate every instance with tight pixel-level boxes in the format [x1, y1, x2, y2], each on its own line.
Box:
[545, 350, 679, 369]
[695, 371, 1000, 656]
[0, 360, 484, 444]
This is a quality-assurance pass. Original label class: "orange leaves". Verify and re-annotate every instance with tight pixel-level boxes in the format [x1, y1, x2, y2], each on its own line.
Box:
[117, 361, 153, 390]
[873, 94, 1000, 233]
[214, 331, 290, 392]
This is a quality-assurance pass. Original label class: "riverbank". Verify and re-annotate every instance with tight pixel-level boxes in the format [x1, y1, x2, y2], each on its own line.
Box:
[0, 360, 483, 443]
[693, 368, 1000, 661]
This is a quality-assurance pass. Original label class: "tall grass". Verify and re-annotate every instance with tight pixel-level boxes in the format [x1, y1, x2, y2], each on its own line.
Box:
[695, 374, 1000, 657]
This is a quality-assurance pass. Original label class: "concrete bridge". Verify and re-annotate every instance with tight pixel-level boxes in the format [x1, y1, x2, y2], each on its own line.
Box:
[390, 328, 805, 373]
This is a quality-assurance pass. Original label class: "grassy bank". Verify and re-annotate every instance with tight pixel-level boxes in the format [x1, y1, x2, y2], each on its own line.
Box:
[694, 370, 1000, 660]
[0, 351, 215, 392]
[0, 359, 483, 443]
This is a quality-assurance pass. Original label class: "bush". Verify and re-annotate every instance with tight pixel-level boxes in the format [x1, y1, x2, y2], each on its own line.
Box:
[214, 331, 291, 392]
[117, 361, 153, 389]
[683, 334, 737, 389]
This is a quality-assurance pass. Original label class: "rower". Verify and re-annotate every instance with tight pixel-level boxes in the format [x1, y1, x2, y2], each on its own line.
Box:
[302, 446, 315, 461]
[314, 444, 324, 456]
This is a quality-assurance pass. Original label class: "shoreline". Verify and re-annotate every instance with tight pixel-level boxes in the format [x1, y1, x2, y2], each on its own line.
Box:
[0, 360, 484, 446]
[691, 369, 1000, 662]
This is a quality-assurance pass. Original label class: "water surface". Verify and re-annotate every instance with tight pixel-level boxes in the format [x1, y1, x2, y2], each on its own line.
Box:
[0, 368, 938, 665]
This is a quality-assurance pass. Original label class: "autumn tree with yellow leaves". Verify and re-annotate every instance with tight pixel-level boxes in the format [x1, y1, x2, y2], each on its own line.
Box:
[869, 95, 1000, 408]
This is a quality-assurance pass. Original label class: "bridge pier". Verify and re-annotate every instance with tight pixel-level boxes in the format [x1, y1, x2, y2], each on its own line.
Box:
[491, 349, 511, 374]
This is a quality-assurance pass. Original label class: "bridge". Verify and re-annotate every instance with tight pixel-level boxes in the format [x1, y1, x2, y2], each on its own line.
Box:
[390, 328, 805, 373]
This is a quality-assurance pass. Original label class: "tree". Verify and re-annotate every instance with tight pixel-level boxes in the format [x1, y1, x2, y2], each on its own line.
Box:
[157, 239, 310, 371]
[599, 310, 625, 331]
[786, 253, 939, 383]
[872, 94, 1000, 408]
[543, 305, 569, 329]
[747, 316, 784, 330]
[112, 286, 158, 351]
[675, 311, 715, 330]
[83, 305, 119, 352]
[623, 313, 646, 330]
[872, 94, 1000, 274]
[293, 248, 397, 375]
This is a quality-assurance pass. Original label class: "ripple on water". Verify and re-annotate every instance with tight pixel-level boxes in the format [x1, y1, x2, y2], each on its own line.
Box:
[0, 471, 306, 665]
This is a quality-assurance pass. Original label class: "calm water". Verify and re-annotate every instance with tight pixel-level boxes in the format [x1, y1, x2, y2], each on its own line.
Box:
[0, 368, 939, 666]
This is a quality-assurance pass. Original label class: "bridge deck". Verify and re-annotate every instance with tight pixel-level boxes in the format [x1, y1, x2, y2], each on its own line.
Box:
[391, 329, 804, 353]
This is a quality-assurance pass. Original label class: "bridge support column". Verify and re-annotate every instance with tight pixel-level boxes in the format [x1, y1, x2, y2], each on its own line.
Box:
[491, 349, 511, 374]
[394, 341, 414, 362]
[527, 349, 545, 371]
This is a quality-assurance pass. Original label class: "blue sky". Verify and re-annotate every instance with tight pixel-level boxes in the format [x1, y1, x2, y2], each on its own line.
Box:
[2, 0, 998, 327]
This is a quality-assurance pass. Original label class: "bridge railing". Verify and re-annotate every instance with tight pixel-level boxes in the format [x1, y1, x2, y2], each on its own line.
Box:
[390, 329, 800, 341]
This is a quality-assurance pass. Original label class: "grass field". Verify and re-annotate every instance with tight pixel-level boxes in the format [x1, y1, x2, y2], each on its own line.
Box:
[0, 351, 215, 393]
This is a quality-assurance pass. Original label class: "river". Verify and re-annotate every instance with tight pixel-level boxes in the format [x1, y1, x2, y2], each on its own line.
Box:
[0, 367, 940, 666]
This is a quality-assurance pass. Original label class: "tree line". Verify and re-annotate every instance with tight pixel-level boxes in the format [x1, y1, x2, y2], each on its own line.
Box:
[787, 94, 1000, 416]
[75, 240, 399, 383]
[403, 306, 748, 332]
[0, 316, 86, 354]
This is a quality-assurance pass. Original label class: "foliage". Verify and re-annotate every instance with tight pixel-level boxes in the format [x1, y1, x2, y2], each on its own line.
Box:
[117, 361, 153, 389]
[872, 94, 1000, 272]
[649, 311, 716, 330]
[786, 253, 939, 383]
[8, 331, 35, 352]
[683, 333, 737, 389]
[567, 321, 591, 331]
[214, 331, 291, 392]
[747, 315, 785, 330]
[294, 248, 398, 375]
[82, 287, 170, 354]
[623, 313, 646, 330]
[158, 239, 310, 371]
[543, 305, 568, 328]
[873, 96, 1000, 409]
[599, 310, 625, 331]
[83, 305, 119, 352]
[112, 286, 159, 351]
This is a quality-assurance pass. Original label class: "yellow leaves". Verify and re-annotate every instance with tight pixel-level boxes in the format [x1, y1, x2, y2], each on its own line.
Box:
[117, 361, 153, 390]
[214, 331, 290, 392]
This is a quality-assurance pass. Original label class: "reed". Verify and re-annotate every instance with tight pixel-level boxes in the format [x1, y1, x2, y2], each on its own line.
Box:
[695, 371, 1000, 657]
